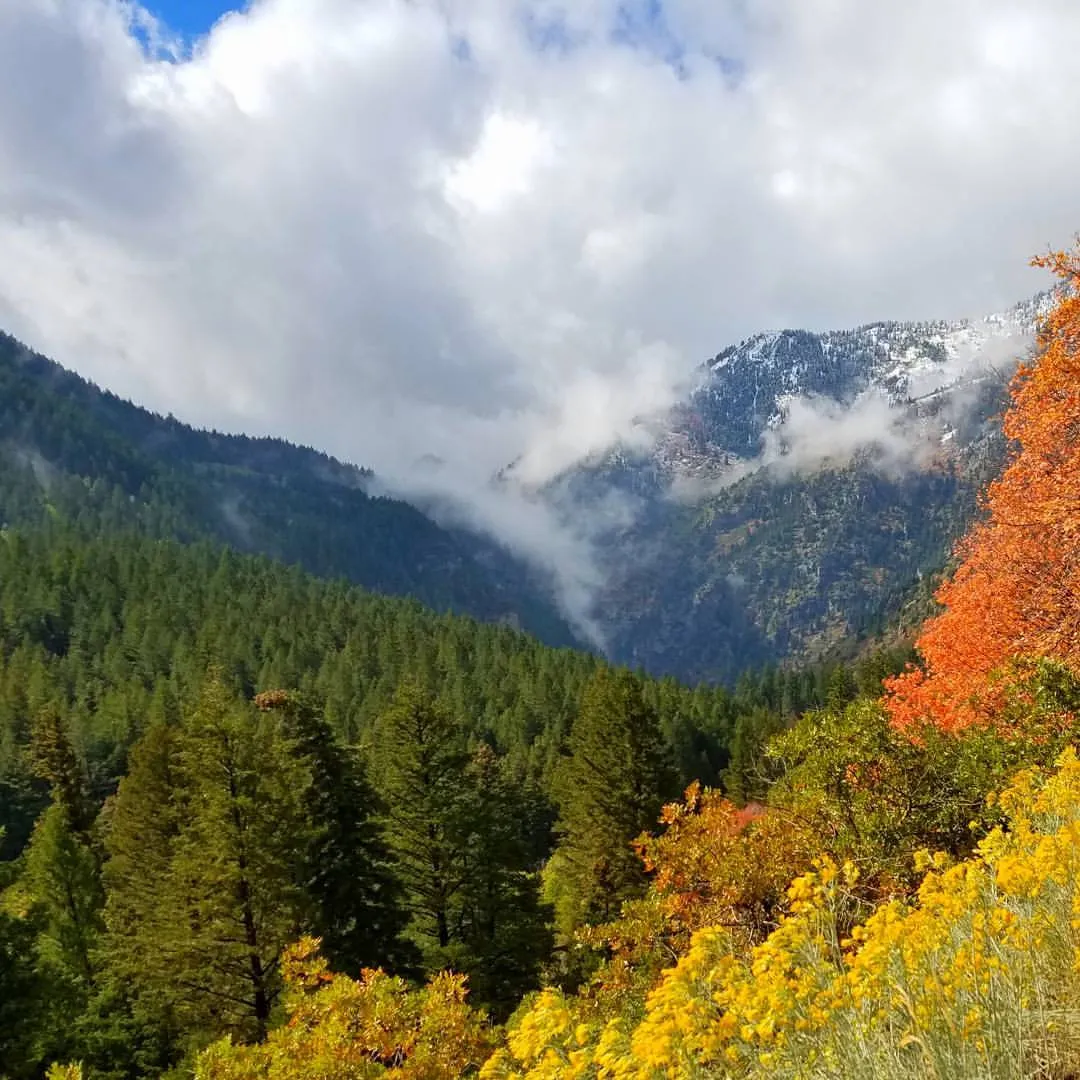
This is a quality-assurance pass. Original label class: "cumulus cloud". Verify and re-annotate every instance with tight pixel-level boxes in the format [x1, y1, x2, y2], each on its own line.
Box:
[0, 0, 1078, 634]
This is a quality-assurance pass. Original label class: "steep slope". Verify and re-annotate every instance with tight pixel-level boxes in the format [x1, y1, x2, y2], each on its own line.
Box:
[0, 332, 576, 646]
[550, 298, 1048, 683]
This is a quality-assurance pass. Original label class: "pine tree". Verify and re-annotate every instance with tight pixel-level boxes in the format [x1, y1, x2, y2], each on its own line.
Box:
[252, 688, 411, 974]
[9, 724, 106, 1073]
[551, 669, 676, 935]
[100, 720, 180, 981]
[723, 705, 786, 805]
[371, 688, 553, 1009]
[0, 829, 48, 1079]
[21, 802, 104, 989]
[370, 682, 474, 969]
[103, 677, 313, 1043]
[29, 705, 93, 838]
[457, 745, 553, 1015]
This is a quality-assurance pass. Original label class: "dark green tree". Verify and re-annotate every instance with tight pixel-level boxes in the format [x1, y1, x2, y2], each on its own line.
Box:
[550, 669, 676, 936]
[370, 682, 474, 968]
[457, 745, 553, 1015]
[102, 677, 313, 1044]
[0, 829, 48, 1079]
[371, 686, 554, 1010]
[10, 799, 106, 1073]
[723, 704, 786, 805]
[21, 803, 104, 990]
[29, 704, 93, 838]
[101, 721, 180, 960]
[252, 688, 411, 974]
[96, 719, 186, 1075]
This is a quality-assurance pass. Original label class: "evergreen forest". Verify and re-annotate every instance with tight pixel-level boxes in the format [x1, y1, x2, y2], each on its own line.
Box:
[3, 242, 1080, 1080]
[0, 519, 896, 1076]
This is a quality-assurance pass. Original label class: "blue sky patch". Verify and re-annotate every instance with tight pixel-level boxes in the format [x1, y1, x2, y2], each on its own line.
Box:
[146, 0, 239, 40]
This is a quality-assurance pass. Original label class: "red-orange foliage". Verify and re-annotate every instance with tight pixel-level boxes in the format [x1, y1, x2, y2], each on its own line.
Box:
[576, 784, 810, 999]
[886, 245, 1080, 732]
[632, 784, 806, 943]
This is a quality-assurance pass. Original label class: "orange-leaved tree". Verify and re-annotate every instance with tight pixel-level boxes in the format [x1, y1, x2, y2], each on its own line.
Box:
[886, 244, 1080, 732]
[577, 782, 811, 998]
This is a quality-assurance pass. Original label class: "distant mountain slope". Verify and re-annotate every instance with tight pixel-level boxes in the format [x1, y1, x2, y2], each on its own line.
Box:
[0, 332, 576, 647]
[547, 298, 1048, 682]
[0, 293, 1046, 686]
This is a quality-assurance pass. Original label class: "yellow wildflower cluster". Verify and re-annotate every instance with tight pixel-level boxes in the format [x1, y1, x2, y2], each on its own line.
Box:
[482, 990, 601, 1080]
[484, 748, 1080, 1079]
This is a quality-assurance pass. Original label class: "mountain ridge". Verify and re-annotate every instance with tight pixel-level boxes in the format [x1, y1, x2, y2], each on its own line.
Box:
[0, 331, 578, 648]
[540, 293, 1050, 682]
[1, 291, 1049, 686]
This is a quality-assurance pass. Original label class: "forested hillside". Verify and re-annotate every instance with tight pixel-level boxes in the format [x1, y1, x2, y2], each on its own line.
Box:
[0, 332, 574, 647]
[0, 512, 900, 1077]
[0, 524, 737, 853]
[0, 318, 1014, 686]
[13, 244, 1078, 1080]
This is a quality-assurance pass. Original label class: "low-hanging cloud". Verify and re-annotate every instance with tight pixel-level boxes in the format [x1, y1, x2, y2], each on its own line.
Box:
[765, 328, 1036, 478]
[0, 0, 1078, 635]
[669, 389, 945, 501]
[669, 324, 1036, 502]
[765, 389, 937, 477]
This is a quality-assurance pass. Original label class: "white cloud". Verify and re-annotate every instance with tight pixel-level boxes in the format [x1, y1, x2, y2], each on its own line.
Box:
[0, 0, 1078, 635]
[445, 112, 553, 214]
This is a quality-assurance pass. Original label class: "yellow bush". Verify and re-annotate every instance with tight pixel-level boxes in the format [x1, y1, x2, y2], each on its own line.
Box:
[195, 938, 495, 1079]
[487, 748, 1080, 1079]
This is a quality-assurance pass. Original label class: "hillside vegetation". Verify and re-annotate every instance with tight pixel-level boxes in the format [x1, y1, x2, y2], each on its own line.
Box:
[461, 243, 1080, 1080]
[0, 519, 878, 1077]
[7, 243, 1080, 1080]
[0, 332, 574, 647]
[565, 304, 1022, 682]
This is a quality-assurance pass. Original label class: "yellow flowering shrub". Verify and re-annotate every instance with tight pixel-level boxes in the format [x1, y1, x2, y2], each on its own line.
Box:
[195, 937, 495, 1079]
[480, 989, 601, 1080]
[485, 748, 1080, 1079]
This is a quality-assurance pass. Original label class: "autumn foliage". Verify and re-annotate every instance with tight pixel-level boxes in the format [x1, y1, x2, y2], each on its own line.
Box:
[574, 784, 811, 1002]
[886, 246, 1080, 732]
[484, 748, 1080, 1080]
[195, 937, 495, 1079]
[632, 785, 804, 944]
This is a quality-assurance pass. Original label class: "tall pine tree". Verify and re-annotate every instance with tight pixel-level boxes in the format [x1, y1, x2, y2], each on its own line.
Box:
[550, 669, 676, 935]
[371, 682, 474, 968]
[456, 745, 553, 1015]
[102, 677, 313, 1043]
[372, 684, 554, 1009]
[252, 688, 411, 974]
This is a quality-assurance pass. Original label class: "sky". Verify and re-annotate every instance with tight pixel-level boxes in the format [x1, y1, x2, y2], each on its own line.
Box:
[1, 0, 1079, 632]
[144, 1, 237, 38]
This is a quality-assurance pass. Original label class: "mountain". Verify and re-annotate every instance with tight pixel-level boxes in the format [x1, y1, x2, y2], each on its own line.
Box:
[545, 296, 1049, 683]
[0, 332, 576, 647]
[0, 294, 1047, 687]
